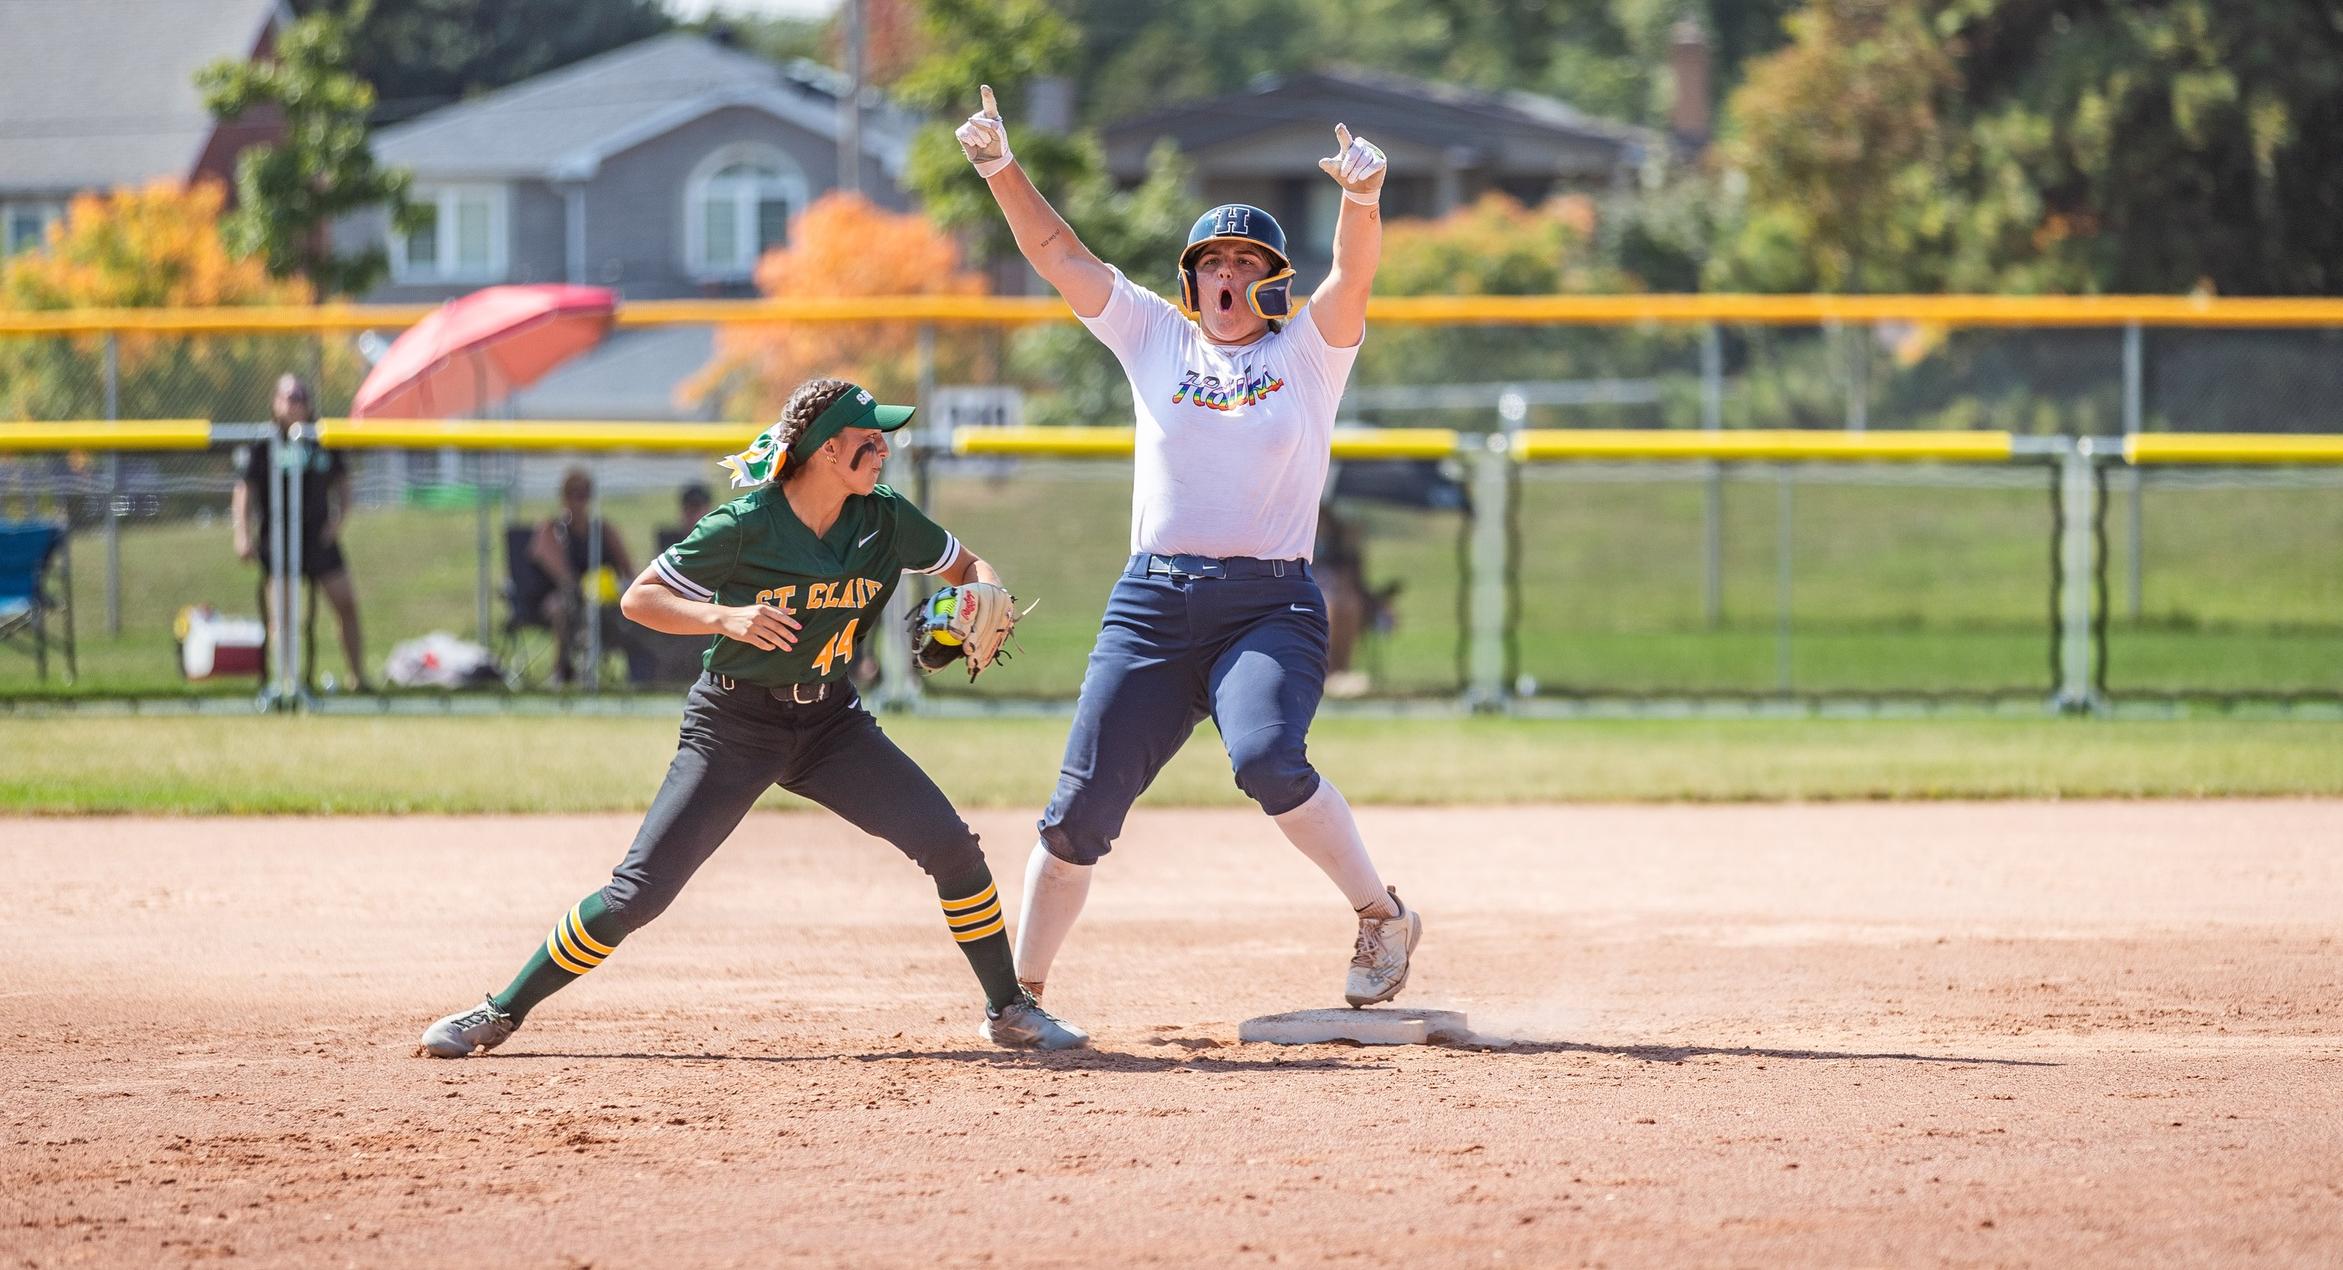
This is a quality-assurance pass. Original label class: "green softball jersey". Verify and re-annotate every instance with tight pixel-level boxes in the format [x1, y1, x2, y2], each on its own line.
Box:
[651, 483, 958, 686]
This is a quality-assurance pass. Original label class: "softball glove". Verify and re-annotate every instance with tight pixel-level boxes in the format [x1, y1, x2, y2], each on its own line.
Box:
[907, 582, 1024, 680]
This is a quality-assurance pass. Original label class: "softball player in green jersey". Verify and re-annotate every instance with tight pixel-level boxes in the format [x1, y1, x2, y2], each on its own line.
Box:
[420, 378, 1088, 1056]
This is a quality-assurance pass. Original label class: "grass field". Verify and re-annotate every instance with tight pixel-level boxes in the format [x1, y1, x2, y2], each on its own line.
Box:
[5, 458, 2337, 700]
[4, 714, 2339, 813]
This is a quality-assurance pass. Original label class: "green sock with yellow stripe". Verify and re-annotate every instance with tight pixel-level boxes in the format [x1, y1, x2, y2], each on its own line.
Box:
[489, 891, 627, 1023]
[939, 869, 1020, 1011]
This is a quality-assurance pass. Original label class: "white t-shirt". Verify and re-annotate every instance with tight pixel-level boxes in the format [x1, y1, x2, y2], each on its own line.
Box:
[1078, 266, 1361, 562]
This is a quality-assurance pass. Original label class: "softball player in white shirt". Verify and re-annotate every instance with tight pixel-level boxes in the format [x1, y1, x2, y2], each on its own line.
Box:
[956, 85, 1420, 1011]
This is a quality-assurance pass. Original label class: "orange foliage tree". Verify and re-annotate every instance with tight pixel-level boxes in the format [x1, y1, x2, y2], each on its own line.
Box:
[1376, 191, 1610, 297]
[686, 192, 987, 421]
[1353, 192, 1656, 423]
[0, 180, 324, 421]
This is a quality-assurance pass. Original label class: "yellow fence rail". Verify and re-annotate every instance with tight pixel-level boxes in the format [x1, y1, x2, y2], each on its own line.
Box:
[316, 418, 751, 453]
[951, 425, 1462, 460]
[2122, 434, 2343, 465]
[10, 292, 2343, 336]
[0, 419, 213, 451]
[16, 420, 2343, 468]
[1513, 429, 2017, 463]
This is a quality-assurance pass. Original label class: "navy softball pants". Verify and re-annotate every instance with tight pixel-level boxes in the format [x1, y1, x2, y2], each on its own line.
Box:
[597, 676, 988, 933]
[1038, 555, 1330, 865]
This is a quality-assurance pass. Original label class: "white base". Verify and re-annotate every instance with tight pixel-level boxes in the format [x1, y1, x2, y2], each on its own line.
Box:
[1238, 1008, 1471, 1046]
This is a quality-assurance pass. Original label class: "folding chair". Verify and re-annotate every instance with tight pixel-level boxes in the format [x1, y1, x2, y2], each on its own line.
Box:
[499, 523, 559, 687]
[0, 519, 75, 684]
[500, 523, 632, 689]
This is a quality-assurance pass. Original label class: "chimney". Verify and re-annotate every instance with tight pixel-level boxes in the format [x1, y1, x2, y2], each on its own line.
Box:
[1668, 17, 1712, 150]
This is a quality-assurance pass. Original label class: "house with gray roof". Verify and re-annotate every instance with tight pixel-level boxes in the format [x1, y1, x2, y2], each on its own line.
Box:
[0, 0, 290, 255]
[1101, 68, 1656, 287]
[343, 32, 917, 305]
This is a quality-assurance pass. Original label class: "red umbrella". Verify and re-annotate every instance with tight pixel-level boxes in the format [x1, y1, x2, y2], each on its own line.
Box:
[350, 284, 618, 419]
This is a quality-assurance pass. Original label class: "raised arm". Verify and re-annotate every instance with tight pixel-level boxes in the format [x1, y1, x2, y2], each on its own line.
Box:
[1306, 125, 1388, 350]
[956, 85, 1114, 319]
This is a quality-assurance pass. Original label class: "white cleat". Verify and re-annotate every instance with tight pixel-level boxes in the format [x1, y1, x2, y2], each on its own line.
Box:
[981, 992, 1090, 1051]
[418, 996, 516, 1058]
[1344, 887, 1421, 1007]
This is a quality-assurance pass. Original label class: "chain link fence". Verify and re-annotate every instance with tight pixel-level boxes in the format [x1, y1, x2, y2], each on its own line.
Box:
[2102, 464, 2343, 700]
[0, 432, 255, 698]
[3, 301, 2339, 707]
[1510, 460, 2056, 701]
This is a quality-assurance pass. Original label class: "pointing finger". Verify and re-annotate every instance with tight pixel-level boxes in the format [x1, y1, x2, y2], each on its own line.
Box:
[980, 84, 999, 120]
[1333, 123, 1352, 152]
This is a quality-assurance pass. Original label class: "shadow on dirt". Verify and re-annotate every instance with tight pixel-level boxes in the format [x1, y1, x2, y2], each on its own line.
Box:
[1453, 1039, 2062, 1068]
[501, 1047, 1390, 1072]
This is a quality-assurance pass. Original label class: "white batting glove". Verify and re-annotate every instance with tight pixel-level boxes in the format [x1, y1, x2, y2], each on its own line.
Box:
[955, 84, 1014, 179]
[1317, 124, 1388, 205]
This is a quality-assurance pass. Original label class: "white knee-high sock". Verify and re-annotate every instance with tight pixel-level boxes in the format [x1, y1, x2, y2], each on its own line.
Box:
[1014, 841, 1093, 990]
[1273, 779, 1397, 917]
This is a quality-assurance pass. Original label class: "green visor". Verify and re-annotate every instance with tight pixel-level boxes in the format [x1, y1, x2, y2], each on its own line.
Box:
[719, 384, 916, 489]
[791, 384, 915, 462]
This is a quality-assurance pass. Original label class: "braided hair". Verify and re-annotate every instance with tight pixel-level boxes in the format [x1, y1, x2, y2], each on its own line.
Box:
[775, 377, 856, 481]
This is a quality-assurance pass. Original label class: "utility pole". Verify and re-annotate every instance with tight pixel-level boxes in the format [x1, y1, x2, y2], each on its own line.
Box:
[838, 0, 863, 194]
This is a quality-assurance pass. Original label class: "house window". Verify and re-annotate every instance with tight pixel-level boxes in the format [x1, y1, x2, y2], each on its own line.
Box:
[390, 185, 509, 283]
[3, 201, 65, 255]
[685, 145, 807, 281]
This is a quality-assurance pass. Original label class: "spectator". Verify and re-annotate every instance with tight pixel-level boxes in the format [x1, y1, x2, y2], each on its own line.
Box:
[645, 481, 719, 683]
[678, 481, 713, 532]
[653, 481, 714, 555]
[231, 374, 368, 691]
[1316, 504, 1396, 699]
[531, 467, 650, 686]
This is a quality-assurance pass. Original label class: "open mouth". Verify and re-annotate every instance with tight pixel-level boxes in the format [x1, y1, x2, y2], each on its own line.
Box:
[1218, 286, 1235, 313]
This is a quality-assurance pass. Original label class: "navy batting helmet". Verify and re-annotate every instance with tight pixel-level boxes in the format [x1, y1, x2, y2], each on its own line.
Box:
[1177, 204, 1295, 322]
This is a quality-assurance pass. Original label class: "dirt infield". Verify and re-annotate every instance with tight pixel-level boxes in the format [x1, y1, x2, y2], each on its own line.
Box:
[8, 803, 2340, 1267]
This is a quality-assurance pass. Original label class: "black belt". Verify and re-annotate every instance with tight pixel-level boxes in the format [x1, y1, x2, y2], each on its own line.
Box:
[1126, 552, 1310, 581]
[705, 673, 833, 705]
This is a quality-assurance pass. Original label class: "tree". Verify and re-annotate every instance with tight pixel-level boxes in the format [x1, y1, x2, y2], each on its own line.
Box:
[890, 0, 1091, 264]
[1709, 0, 1957, 293]
[1695, 0, 1800, 105]
[1047, 0, 1804, 132]
[684, 193, 989, 421]
[199, 5, 419, 296]
[1377, 192, 1611, 297]
[295, 0, 674, 122]
[1946, 0, 2343, 295]
[0, 182, 326, 422]
[1715, 0, 2343, 296]
[1351, 194, 1701, 427]
[890, 0, 1197, 277]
